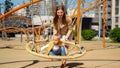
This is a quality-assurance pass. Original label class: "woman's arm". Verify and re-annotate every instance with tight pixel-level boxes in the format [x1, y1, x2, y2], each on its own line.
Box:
[53, 28, 57, 35]
[65, 29, 72, 40]
[65, 17, 73, 40]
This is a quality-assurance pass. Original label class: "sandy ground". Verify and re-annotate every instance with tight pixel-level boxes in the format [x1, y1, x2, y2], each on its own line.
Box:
[0, 37, 120, 68]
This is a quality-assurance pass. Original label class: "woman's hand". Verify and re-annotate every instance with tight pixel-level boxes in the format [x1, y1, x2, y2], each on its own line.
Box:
[61, 35, 68, 41]
[65, 38, 68, 41]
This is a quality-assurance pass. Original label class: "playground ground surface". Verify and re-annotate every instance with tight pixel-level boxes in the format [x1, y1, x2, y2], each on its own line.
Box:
[0, 37, 120, 68]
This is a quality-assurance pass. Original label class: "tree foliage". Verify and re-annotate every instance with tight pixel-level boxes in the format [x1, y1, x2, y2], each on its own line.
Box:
[4, 0, 13, 13]
[82, 29, 96, 40]
[109, 28, 120, 42]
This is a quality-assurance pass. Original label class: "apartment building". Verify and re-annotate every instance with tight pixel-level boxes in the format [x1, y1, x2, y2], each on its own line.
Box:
[95, 0, 112, 31]
[112, 0, 120, 29]
[95, 0, 120, 30]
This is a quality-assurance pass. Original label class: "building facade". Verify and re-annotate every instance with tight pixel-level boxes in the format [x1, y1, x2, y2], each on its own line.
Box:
[112, 0, 120, 29]
[95, 0, 120, 30]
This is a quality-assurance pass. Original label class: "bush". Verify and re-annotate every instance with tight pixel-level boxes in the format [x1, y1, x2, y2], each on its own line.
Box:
[82, 29, 96, 40]
[109, 28, 120, 42]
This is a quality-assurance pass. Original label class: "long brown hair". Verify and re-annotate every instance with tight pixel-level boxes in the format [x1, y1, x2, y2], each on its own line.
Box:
[53, 5, 67, 30]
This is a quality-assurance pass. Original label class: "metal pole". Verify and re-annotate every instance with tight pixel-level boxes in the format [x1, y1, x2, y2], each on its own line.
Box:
[2, 19, 8, 40]
[20, 31, 23, 42]
[30, 0, 35, 44]
[98, 0, 101, 40]
[0, 3, 1, 15]
[75, 0, 81, 44]
[102, 0, 107, 48]
[80, 1, 85, 41]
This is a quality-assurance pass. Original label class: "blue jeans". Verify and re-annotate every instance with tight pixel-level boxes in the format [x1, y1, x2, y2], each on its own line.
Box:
[49, 46, 66, 56]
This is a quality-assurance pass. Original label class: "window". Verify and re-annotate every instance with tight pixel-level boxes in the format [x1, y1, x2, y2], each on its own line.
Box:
[108, 5, 111, 8]
[101, 6, 103, 11]
[115, 8, 119, 15]
[115, 17, 119, 23]
[108, 12, 111, 14]
[115, 0, 119, 6]
[115, 25, 118, 28]
[101, 13, 103, 17]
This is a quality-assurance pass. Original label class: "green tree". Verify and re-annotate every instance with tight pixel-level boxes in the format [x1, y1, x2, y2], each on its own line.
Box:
[109, 28, 120, 42]
[4, 0, 13, 13]
[82, 29, 96, 40]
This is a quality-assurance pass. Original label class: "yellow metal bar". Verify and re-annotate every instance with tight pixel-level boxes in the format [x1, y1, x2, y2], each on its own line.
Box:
[38, 28, 41, 40]
[0, 0, 41, 20]
[26, 41, 86, 59]
[102, 0, 107, 48]
[71, 1, 104, 18]
[75, 0, 81, 44]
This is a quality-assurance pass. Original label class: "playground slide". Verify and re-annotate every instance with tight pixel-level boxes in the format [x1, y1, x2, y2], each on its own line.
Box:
[0, 0, 41, 20]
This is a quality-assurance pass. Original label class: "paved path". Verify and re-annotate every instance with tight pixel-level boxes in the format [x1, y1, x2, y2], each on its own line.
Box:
[0, 38, 120, 68]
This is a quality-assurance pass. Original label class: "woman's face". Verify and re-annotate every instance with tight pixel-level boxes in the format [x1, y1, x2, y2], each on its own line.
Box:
[57, 9, 64, 18]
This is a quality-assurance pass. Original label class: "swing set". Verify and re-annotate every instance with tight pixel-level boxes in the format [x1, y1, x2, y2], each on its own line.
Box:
[0, 0, 107, 67]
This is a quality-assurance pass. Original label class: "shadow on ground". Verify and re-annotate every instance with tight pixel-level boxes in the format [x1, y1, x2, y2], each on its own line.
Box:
[0, 59, 120, 68]
[44, 62, 84, 68]
[65, 62, 84, 68]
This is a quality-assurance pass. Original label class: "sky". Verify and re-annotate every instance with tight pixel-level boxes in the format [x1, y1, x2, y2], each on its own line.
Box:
[0, 0, 76, 8]
[0, 0, 94, 14]
[0, 0, 29, 5]
[67, 0, 94, 14]
[67, 0, 77, 9]
[11, 0, 29, 5]
[1, 0, 73, 6]
[0, 0, 29, 13]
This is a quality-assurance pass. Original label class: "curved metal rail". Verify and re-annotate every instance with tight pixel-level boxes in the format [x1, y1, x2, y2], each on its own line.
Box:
[26, 41, 86, 59]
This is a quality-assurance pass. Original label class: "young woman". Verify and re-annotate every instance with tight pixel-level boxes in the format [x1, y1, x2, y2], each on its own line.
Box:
[52, 5, 73, 68]
[53, 5, 73, 41]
